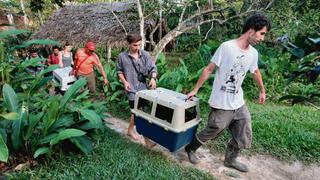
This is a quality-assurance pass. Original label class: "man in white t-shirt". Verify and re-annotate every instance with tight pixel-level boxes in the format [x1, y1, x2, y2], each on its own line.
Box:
[185, 13, 271, 172]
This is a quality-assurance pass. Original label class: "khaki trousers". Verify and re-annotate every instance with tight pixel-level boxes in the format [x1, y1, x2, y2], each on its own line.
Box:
[197, 105, 252, 149]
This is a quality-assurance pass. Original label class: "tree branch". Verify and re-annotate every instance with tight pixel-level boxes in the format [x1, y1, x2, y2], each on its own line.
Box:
[202, 22, 214, 42]
[265, 0, 275, 10]
[150, 19, 163, 47]
[110, 9, 127, 35]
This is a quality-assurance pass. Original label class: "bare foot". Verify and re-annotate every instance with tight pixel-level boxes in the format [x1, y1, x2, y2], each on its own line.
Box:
[145, 138, 157, 148]
[127, 131, 140, 140]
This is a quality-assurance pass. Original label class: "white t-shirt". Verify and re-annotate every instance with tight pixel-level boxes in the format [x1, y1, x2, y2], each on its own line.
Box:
[208, 39, 258, 110]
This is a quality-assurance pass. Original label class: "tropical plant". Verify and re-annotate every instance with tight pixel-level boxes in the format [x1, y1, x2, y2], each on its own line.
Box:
[0, 29, 106, 164]
[157, 53, 212, 101]
[0, 78, 104, 163]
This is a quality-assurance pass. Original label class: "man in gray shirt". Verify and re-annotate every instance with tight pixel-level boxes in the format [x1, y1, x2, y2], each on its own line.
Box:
[116, 33, 157, 146]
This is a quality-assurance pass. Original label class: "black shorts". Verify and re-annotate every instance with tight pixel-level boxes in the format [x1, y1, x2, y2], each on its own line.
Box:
[129, 99, 147, 109]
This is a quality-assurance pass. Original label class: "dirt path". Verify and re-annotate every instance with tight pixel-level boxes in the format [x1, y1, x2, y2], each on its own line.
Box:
[104, 116, 320, 180]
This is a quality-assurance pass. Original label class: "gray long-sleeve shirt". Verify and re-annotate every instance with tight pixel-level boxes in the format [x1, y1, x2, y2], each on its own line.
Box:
[116, 50, 157, 100]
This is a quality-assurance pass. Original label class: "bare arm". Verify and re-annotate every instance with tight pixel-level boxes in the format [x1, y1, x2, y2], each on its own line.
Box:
[94, 56, 108, 85]
[252, 69, 266, 104]
[118, 73, 131, 92]
[187, 62, 216, 98]
[58, 52, 63, 68]
[148, 72, 157, 89]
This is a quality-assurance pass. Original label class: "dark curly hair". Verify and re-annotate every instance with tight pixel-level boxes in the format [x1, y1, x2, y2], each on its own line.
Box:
[242, 13, 271, 33]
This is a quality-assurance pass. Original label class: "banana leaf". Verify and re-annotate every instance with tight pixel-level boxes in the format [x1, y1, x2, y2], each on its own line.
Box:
[80, 109, 103, 129]
[49, 115, 75, 132]
[11, 39, 61, 50]
[0, 29, 30, 39]
[50, 129, 86, 146]
[25, 112, 44, 140]
[2, 84, 19, 113]
[12, 102, 28, 150]
[60, 78, 87, 109]
[34, 147, 49, 158]
[0, 112, 18, 120]
[70, 135, 93, 155]
[279, 95, 309, 105]
[29, 76, 52, 94]
[0, 135, 8, 162]
[43, 100, 59, 135]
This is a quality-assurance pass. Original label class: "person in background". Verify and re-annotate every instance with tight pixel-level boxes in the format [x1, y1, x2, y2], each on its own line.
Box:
[47, 46, 60, 66]
[59, 42, 73, 68]
[72, 41, 108, 94]
[116, 33, 157, 147]
[184, 13, 271, 172]
[26, 48, 43, 76]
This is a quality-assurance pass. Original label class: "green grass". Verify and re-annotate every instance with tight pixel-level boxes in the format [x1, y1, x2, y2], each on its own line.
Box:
[107, 100, 320, 164]
[7, 128, 214, 179]
[199, 101, 320, 164]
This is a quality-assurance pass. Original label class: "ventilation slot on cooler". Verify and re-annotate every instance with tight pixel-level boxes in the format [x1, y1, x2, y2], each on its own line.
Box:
[185, 106, 197, 123]
[155, 104, 173, 123]
[138, 98, 153, 114]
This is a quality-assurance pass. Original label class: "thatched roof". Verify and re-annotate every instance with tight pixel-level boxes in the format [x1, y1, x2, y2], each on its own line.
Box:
[33, 2, 152, 48]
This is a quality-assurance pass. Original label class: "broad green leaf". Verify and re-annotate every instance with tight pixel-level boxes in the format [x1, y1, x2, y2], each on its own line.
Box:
[11, 102, 28, 150]
[19, 57, 44, 68]
[0, 112, 18, 120]
[36, 65, 59, 78]
[38, 133, 58, 145]
[25, 112, 44, 140]
[60, 78, 87, 109]
[0, 129, 7, 143]
[110, 91, 123, 101]
[279, 95, 308, 102]
[12, 39, 61, 50]
[0, 29, 30, 39]
[80, 109, 103, 129]
[70, 136, 93, 155]
[49, 115, 74, 132]
[0, 136, 9, 162]
[34, 147, 49, 159]
[74, 90, 89, 101]
[50, 129, 86, 146]
[2, 84, 19, 112]
[30, 76, 53, 94]
[79, 122, 97, 130]
[22, 39, 61, 47]
[43, 100, 59, 135]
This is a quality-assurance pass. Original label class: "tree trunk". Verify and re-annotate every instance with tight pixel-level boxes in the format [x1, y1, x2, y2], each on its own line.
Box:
[137, 0, 145, 49]
[6, 14, 14, 24]
[20, 0, 29, 28]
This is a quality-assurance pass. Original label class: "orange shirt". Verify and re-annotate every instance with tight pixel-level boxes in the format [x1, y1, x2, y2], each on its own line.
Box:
[74, 48, 102, 75]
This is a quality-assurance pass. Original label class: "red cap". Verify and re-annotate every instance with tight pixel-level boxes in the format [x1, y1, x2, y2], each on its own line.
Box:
[85, 41, 95, 51]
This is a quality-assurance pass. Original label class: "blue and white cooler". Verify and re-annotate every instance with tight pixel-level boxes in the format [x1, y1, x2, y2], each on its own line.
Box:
[132, 88, 201, 152]
[53, 67, 77, 91]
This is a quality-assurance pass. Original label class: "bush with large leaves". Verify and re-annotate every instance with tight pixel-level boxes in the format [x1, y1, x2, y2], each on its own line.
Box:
[0, 30, 105, 163]
[0, 78, 104, 163]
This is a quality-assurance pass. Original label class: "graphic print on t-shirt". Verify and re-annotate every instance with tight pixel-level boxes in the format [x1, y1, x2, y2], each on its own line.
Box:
[220, 54, 246, 94]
